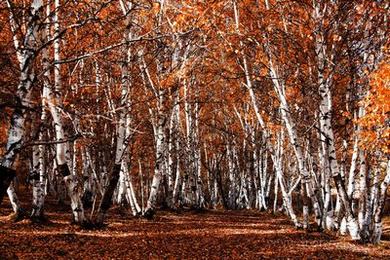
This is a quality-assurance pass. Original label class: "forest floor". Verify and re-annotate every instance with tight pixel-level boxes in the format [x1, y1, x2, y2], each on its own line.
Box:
[1, 192, 390, 259]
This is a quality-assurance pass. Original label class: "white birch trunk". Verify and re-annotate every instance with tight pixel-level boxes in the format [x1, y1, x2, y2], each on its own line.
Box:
[268, 57, 322, 227]
[313, 0, 360, 239]
[272, 130, 300, 227]
[1, 0, 43, 204]
[30, 2, 52, 220]
[49, 0, 86, 224]
[172, 90, 181, 205]
[371, 161, 390, 244]
[96, 53, 131, 224]
[144, 91, 166, 217]
[31, 124, 47, 219]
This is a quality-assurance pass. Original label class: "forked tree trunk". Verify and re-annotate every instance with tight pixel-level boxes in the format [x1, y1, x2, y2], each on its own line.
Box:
[273, 130, 300, 226]
[313, 0, 360, 240]
[96, 52, 131, 224]
[268, 58, 322, 227]
[47, 0, 86, 225]
[123, 161, 141, 216]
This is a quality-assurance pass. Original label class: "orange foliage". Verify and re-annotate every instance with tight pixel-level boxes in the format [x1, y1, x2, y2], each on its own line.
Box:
[358, 60, 390, 155]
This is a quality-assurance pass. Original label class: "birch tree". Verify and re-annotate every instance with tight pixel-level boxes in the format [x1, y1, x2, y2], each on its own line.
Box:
[0, 0, 44, 211]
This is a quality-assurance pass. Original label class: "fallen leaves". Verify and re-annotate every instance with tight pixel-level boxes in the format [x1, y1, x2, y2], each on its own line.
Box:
[1, 196, 390, 259]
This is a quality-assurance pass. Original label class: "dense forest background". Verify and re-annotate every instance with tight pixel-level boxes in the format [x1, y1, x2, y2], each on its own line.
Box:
[0, 0, 389, 247]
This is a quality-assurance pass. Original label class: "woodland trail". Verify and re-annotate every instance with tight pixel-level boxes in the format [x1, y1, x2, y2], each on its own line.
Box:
[1, 193, 390, 259]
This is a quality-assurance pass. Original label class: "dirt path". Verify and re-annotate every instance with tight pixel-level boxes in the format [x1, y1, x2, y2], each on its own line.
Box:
[1, 197, 390, 259]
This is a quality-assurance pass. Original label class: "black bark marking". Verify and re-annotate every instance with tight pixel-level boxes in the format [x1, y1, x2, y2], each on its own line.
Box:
[143, 208, 155, 220]
[29, 170, 40, 181]
[81, 190, 93, 209]
[0, 165, 16, 205]
[57, 163, 71, 177]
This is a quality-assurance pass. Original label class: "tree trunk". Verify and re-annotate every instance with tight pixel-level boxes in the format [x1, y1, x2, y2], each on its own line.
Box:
[0, 166, 16, 205]
[370, 161, 390, 244]
[144, 103, 166, 218]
